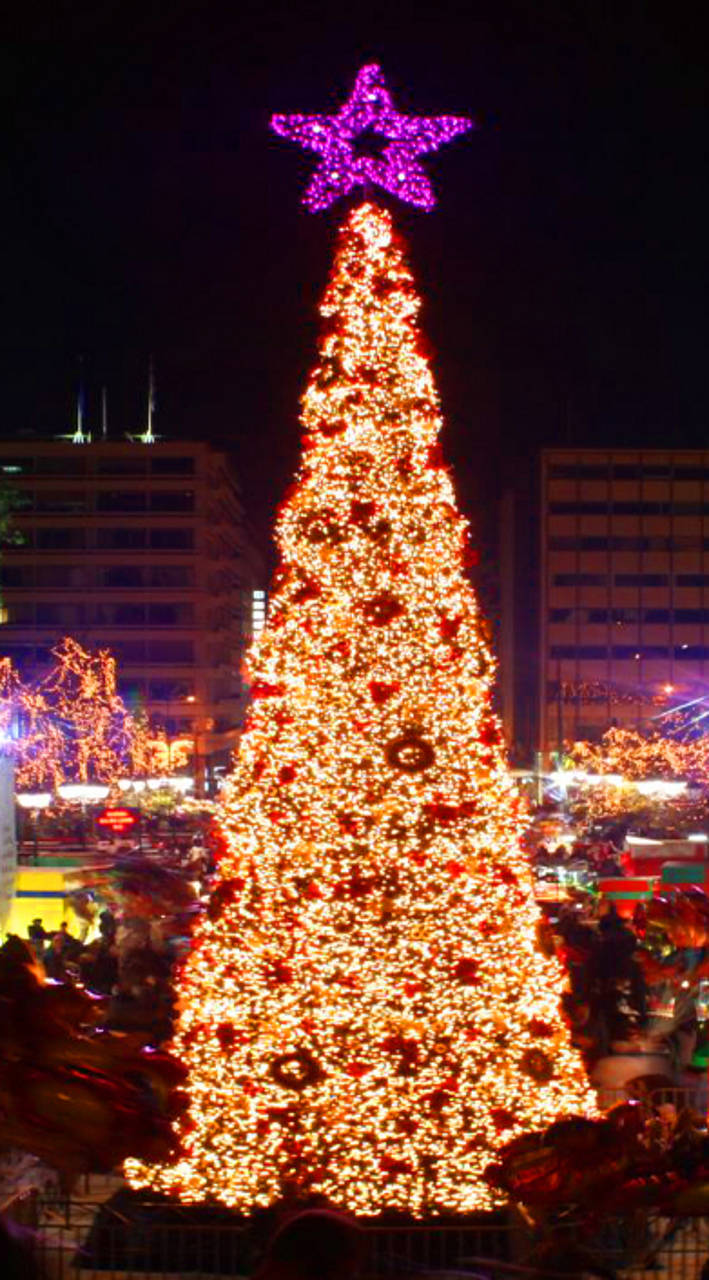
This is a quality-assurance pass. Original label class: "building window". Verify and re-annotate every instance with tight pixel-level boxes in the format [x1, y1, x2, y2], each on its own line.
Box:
[550, 646, 608, 659]
[150, 566, 195, 588]
[614, 645, 668, 659]
[96, 528, 148, 549]
[550, 502, 609, 515]
[252, 589, 266, 638]
[96, 458, 148, 476]
[674, 609, 709, 623]
[148, 603, 195, 626]
[549, 464, 609, 479]
[675, 467, 709, 480]
[112, 604, 147, 625]
[96, 491, 147, 512]
[5, 602, 34, 624]
[550, 644, 672, 660]
[100, 565, 145, 588]
[35, 565, 88, 588]
[149, 528, 194, 549]
[111, 641, 147, 663]
[36, 456, 88, 475]
[551, 501, 709, 516]
[0, 566, 33, 587]
[151, 457, 195, 475]
[146, 640, 195, 663]
[615, 574, 669, 587]
[549, 535, 678, 551]
[36, 528, 86, 550]
[150, 491, 195, 513]
[677, 575, 709, 587]
[36, 603, 87, 626]
[553, 574, 607, 587]
[34, 492, 87, 513]
[148, 679, 193, 700]
[549, 462, 675, 480]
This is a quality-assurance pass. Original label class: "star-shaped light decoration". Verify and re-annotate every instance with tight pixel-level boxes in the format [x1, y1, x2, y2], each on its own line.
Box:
[271, 63, 474, 212]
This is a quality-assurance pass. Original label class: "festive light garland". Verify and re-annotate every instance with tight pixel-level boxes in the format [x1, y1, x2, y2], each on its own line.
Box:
[126, 203, 596, 1215]
[554, 679, 668, 706]
[0, 638, 148, 790]
[146, 733, 194, 776]
[570, 725, 709, 785]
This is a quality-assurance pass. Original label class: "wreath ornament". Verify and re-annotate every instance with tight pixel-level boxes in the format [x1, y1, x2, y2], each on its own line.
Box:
[270, 1048, 323, 1092]
[519, 1047, 555, 1084]
[385, 731, 435, 775]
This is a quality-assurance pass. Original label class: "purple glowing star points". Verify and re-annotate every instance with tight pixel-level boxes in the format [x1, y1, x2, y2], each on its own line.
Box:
[270, 64, 474, 212]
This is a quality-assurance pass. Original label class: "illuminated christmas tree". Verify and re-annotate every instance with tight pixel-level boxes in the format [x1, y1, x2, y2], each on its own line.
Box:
[126, 66, 595, 1215]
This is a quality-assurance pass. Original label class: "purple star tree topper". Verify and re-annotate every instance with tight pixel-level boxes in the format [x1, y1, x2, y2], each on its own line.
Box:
[271, 64, 474, 212]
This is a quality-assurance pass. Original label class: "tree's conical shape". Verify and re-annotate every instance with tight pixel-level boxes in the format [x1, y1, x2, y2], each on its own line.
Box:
[126, 203, 595, 1214]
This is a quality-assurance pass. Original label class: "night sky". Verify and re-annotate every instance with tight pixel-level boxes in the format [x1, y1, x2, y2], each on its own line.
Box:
[1, 1, 706, 554]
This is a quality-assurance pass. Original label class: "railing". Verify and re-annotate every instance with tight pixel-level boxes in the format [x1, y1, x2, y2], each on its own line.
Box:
[4, 1086, 709, 1278]
[596, 1081, 709, 1114]
[16, 1197, 709, 1279]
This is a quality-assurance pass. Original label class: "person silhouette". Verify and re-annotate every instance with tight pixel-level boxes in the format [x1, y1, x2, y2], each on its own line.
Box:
[254, 1209, 362, 1280]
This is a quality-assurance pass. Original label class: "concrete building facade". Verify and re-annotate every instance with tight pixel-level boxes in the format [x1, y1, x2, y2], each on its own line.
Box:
[0, 438, 263, 786]
[540, 448, 709, 757]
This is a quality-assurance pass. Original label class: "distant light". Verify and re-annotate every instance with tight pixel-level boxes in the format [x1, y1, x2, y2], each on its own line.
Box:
[634, 652, 641, 660]
[146, 776, 195, 793]
[634, 779, 687, 798]
[682, 644, 689, 650]
[550, 769, 624, 788]
[16, 792, 51, 810]
[663, 683, 674, 694]
[688, 833, 708, 843]
[185, 695, 196, 703]
[252, 589, 267, 639]
[57, 783, 110, 803]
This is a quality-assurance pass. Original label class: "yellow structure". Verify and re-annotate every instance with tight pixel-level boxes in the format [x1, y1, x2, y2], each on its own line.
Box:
[6, 866, 72, 940]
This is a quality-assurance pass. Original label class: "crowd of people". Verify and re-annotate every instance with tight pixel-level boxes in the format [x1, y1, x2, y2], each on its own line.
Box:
[21, 825, 219, 1045]
[27, 908, 178, 1046]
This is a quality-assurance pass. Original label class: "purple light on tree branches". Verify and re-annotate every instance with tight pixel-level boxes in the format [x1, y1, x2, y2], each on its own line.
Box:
[270, 64, 474, 212]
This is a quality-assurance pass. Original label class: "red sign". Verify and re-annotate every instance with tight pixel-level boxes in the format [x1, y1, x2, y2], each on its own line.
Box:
[96, 807, 139, 834]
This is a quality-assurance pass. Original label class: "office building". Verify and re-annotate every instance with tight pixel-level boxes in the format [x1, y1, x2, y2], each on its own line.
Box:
[0, 438, 264, 786]
[540, 448, 709, 758]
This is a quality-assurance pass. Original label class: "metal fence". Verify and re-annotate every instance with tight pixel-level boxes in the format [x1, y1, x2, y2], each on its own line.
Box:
[12, 1200, 709, 1280]
[5, 1152, 709, 1279]
[595, 1082, 709, 1114]
[23, 1207, 526, 1280]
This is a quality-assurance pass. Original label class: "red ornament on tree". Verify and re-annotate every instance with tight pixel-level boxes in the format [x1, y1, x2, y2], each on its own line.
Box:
[362, 593, 404, 626]
[368, 679, 401, 704]
[453, 958, 480, 986]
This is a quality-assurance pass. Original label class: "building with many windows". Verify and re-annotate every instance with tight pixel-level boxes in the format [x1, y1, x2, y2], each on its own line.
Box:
[0, 438, 263, 787]
[540, 448, 709, 757]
